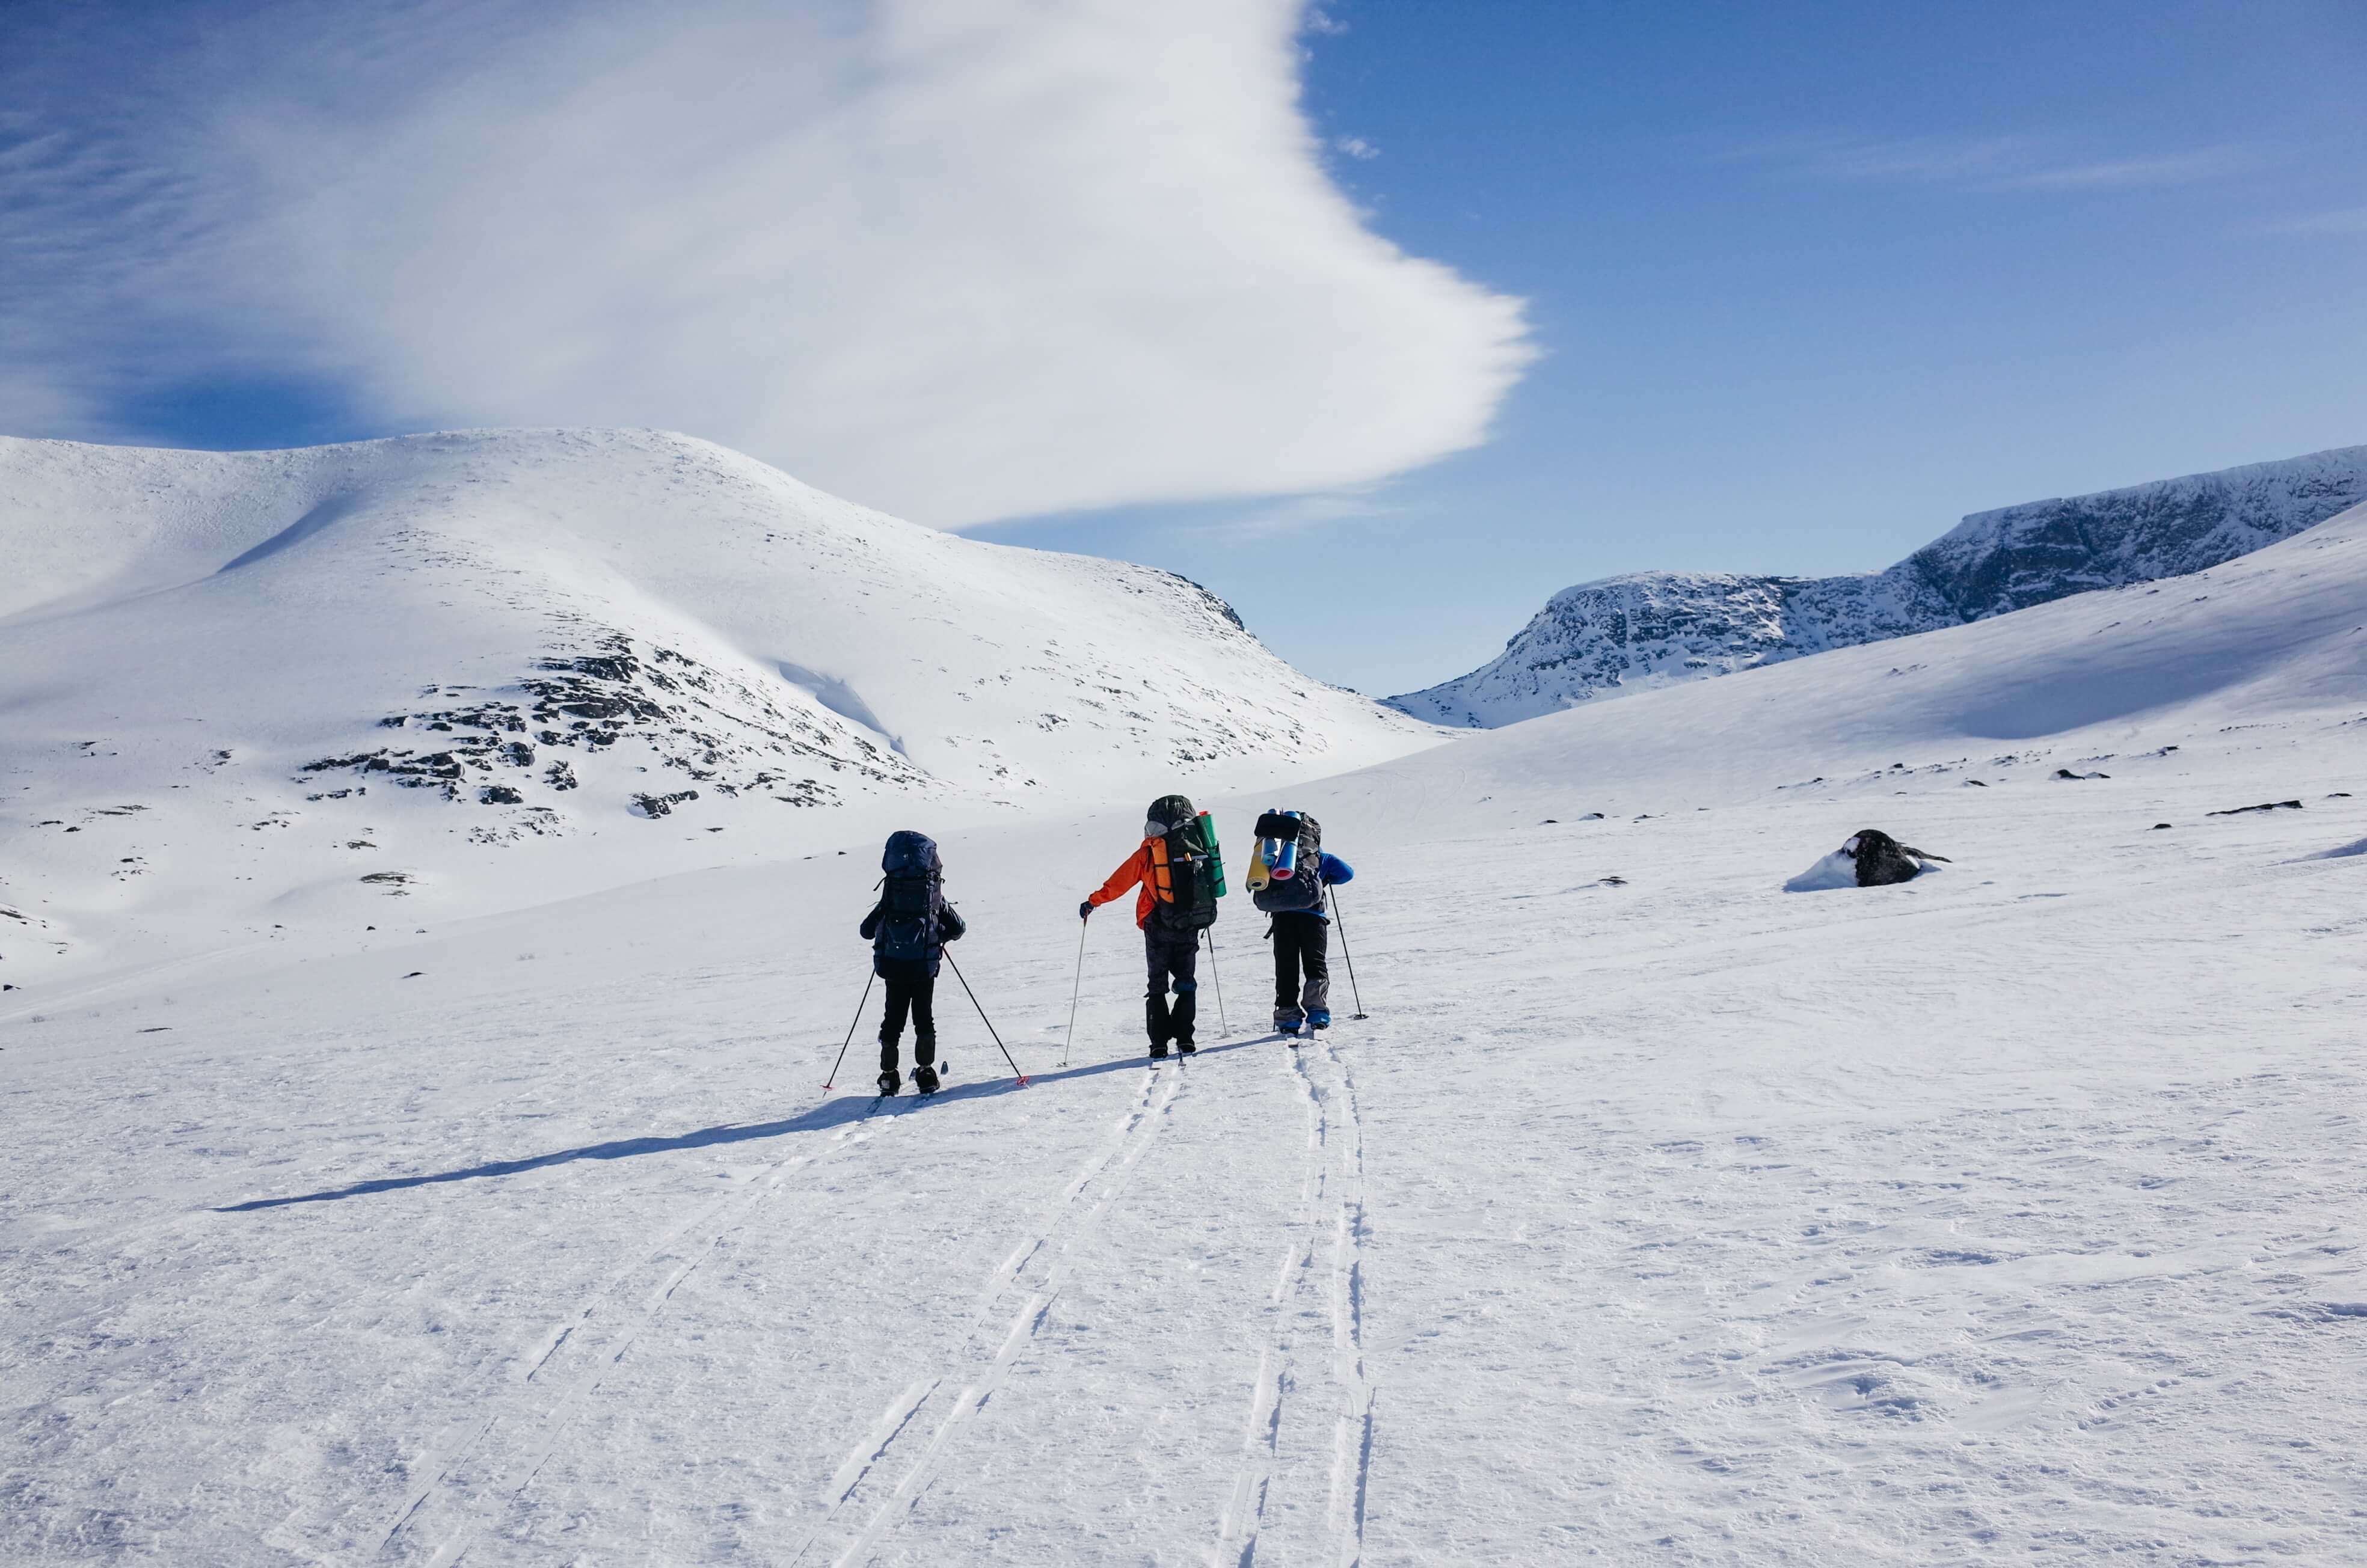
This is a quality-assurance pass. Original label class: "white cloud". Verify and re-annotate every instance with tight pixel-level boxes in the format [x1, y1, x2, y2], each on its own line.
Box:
[1740, 132, 2261, 194]
[0, 0, 1531, 527]
[1334, 136, 1381, 161]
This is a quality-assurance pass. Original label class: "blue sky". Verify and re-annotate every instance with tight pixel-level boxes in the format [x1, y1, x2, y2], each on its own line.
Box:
[8, 1, 2363, 696]
[984, 0, 2367, 693]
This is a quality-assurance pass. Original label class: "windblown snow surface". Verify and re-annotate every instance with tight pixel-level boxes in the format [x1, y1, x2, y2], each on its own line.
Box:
[5, 473, 2366, 1563]
[1393, 443, 2367, 726]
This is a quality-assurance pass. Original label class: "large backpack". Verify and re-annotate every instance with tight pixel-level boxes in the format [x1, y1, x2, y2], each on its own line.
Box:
[1144, 794, 1222, 930]
[1251, 809, 1325, 913]
[876, 830, 944, 961]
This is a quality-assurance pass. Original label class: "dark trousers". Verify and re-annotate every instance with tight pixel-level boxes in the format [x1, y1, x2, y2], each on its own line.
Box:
[1270, 913, 1329, 1023]
[877, 958, 937, 1073]
[1144, 928, 1199, 1046]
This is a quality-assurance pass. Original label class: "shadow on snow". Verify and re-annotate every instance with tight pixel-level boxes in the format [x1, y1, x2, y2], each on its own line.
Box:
[214, 1036, 1277, 1213]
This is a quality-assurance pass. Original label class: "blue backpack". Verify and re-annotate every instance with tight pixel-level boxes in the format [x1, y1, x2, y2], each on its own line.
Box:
[1251, 810, 1325, 914]
[876, 830, 944, 962]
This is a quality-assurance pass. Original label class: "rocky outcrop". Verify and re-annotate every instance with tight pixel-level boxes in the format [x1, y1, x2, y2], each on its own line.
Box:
[301, 629, 918, 812]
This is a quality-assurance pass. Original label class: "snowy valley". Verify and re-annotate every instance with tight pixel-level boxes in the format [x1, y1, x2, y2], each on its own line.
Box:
[1391, 443, 2367, 726]
[4, 436, 2365, 1566]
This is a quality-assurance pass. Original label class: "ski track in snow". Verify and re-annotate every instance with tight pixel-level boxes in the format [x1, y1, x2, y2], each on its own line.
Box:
[797, 1063, 1187, 1567]
[378, 1106, 923, 1566]
[1210, 1034, 1374, 1568]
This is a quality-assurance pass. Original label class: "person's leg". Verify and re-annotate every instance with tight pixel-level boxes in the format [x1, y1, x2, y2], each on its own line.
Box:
[912, 972, 938, 1068]
[879, 969, 912, 1075]
[1278, 922, 1297, 1031]
[1168, 936, 1199, 1049]
[1144, 931, 1172, 1050]
[1271, 918, 1301, 1027]
[1301, 920, 1331, 1022]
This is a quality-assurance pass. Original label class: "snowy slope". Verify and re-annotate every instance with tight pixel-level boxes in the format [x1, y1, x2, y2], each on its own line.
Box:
[3, 498, 2364, 1563]
[0, 430, 1437, 982]
[1393, 443, 2367, 726]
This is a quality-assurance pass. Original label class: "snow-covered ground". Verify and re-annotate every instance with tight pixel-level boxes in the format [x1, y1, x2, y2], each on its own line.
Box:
[4, 488, 2365, 1563]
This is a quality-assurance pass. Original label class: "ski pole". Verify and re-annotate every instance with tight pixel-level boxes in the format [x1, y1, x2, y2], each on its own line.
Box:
[1063, 915, 1088, 1068]
[823, 971, 877, 1089]
[945, 949, 1029, 1086]
[1202, 926, 1228, 1036]
[1327, 887, 1369, 1020]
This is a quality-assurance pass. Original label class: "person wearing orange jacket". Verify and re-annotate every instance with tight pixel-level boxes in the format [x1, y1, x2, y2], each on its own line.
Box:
[1079, 794, 1212, 1058]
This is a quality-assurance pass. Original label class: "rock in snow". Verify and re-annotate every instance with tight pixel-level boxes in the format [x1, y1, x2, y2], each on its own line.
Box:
[1783, 828, 1947, 892]
[1392, 443, 2367, 726]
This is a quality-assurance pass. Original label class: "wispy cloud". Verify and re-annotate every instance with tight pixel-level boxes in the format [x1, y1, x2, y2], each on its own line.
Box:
[2269, 206, 2367, 236]
[0, 0, 1532, 528]
[1334, 135, 1380, 161]
[1737, 132, 2263, 194]
[1177, 487, 1394, 543]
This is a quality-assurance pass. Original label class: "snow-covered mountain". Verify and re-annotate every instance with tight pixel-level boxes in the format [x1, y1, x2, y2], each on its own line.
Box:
[0, 429, 1437, 980]
[1391, 443, 2367, 726]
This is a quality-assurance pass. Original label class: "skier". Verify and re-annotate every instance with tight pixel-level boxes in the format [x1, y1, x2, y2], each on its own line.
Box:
[1249, 810, 1353, 1037]
[1079, 794, 1224, 1059]
[859, 830, 967, 1095]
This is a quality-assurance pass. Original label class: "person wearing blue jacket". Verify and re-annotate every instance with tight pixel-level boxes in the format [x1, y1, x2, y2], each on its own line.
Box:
[1269, 850, 1352, 1036]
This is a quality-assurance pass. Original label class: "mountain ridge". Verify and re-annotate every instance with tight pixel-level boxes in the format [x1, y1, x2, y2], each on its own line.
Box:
[1389, 443, 2367, 726]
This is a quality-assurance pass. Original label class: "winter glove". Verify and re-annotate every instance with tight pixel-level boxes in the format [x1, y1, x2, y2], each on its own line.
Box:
[1078, 900, 1094, 920]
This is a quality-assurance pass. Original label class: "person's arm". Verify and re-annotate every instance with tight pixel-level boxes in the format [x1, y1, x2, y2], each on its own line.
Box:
[1084, 844, 1148, 913]
[859, 899, 884, 939]
[1320, 852, 1354, 886]
[939, 904, 967, 942]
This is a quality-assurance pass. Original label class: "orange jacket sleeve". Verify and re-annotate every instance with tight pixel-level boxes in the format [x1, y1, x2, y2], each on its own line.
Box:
[1088, 843, 1155, 928]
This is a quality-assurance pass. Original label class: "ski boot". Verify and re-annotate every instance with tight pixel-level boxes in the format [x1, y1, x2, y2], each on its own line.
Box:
[1274, 1013, 1304, 1041]
[1149, 1041, 1169, 1060]
[913, 1063, 941, 1095]
[1309, 1009, 1331, 1031]
[876, 1067, 901, 1097]
[1176, 1038, 1197, 1056]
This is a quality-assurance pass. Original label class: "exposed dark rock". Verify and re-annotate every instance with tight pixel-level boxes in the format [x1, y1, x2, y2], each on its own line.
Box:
[1846, 828, 1950, 887]
[301, 628, 920, 813]
[631, 789, 700, 818]
[2208, 800, 2304, 816]
[479, 784, 525, 805]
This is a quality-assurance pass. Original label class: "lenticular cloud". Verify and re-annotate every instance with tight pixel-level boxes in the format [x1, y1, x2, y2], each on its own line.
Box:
[1, 0, 1533, 526]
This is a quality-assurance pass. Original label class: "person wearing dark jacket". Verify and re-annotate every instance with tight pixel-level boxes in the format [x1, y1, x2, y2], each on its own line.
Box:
[1269, 850, 1352, 1036]
[860, 831, 967, 1095]
[1081, 795, 1214, 1058]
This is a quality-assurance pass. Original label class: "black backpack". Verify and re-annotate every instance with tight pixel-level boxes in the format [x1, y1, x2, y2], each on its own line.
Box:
[1251, 809, 1325, 914]
[876, 830, 944, 961]
[1147, 793, 1221, 930]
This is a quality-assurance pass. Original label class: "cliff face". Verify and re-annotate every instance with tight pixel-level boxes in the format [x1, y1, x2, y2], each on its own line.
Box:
[1390, 445, 2367, 727]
